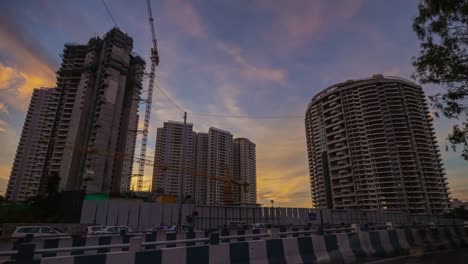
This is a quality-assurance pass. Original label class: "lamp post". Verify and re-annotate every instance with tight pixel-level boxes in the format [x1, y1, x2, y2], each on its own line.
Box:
[177, 112, 187, 231]
[271, 200, 274, 226]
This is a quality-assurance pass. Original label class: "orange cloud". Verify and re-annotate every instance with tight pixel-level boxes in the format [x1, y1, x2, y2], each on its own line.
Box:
[0, 65, 18, 89]
[0, 164, 11, 194]
[0, 63, 55, 110]
[0, 23, 56, 111]
[0, 102, 9, 115]
[188, 83, 310, 207]
[0, 120, 7, 133]
[144, 76, 310, 207]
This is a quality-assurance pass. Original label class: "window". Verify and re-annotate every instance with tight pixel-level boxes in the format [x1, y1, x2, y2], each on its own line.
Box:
[91, 226, 105, 232]
[41, 227, 58, 234]
[18, 227, 40, 233]
[107, 227, 118, 232]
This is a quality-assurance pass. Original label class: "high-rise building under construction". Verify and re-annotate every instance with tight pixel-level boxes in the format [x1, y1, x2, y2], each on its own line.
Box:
[5, 28, 145, 201]
[206, 127, 234, 206]
[305, 75, 450, 214]
[233, 138, 257, 205]
[6, 88, 57, 201]
[152, 121, 197, 198]
[152, 123, 257, 206]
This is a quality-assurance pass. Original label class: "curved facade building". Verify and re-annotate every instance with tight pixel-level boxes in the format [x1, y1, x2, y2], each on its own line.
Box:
[305, 74, 450, 214]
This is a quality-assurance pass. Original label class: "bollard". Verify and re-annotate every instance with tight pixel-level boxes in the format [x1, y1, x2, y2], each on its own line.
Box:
[292, 227, 299, 237]
[279, 227, 287, 238]
[221, 229, 230, 243]
[166, 232, 177, 248]
[270, 228, 279, 239]
[16, 243, 35, 264]
[210, 233, 219, 245]
[237, 229, 246, 242]
[186, 231, 196, 246]
[317, 226, 324, 236]
[204, 231, 211, 245]
[129, 237, 143, 252]
[252, 228, 260, 240]
[145, 232, 157, 250]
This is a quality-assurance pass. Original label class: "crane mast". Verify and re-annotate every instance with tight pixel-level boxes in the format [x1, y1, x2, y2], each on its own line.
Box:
[136, 0, 160, 191]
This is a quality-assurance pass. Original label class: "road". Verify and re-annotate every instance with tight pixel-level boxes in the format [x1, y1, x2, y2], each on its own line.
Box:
[367, 250, 468, 264]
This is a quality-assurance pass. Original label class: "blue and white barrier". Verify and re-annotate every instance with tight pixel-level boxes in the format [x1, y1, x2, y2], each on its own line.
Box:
[1, 227, 467, 264]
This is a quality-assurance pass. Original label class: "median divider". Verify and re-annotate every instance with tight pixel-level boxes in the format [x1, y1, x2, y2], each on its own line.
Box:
[335, 233, 355, 263]
[2, 227, 468, 264]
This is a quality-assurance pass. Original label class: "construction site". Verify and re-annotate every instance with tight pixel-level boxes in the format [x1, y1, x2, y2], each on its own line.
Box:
[5, 0, 257, 211]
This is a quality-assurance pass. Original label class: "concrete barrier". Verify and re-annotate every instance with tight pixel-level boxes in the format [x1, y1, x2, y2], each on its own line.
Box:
[3, 227, 468, 264]
[335, 233, 355, 263]
[357, 231, 375, 257]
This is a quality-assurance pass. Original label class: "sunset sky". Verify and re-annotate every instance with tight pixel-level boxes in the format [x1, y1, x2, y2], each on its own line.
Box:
[0, 0, 467, 207]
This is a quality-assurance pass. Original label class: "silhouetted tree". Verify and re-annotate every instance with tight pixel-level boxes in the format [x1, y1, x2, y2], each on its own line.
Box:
[45, 172, 60, 198]
[413, 0, 468, 159]
[445, 206, 468, 219]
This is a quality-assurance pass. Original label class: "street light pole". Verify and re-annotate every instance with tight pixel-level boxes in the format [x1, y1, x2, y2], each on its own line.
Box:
[271, 200, 274, 226]
[177, 112, 187, 231]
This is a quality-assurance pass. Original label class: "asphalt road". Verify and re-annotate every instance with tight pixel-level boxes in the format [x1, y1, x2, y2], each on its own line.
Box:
[366, 250, 468, 264]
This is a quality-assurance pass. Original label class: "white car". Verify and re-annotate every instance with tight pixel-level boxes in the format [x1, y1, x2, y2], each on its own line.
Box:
[251, 223, 267, 229]
[11, 226, 69, 238]
[164, 225, 177, 233]
[101, 226, 133, 234]
[87, 226, 107, 235]
[146, 224, 171, 232]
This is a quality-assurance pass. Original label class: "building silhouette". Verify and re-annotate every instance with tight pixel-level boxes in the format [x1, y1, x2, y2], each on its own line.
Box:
[305, 74, 450, 214]
[152, 123, 256, 206]
[233, 138, 257, 205]
[152, 121, 196, 199]
[6, 88, 57, 201]
[6, 28, 145, 200]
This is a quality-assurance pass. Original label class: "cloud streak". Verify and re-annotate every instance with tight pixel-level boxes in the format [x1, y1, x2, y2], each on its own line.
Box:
[0, 0, 467, 207]
[0, 12, 56, 111]
[255, 0, 362, 53]
[0, 102, 9, 115]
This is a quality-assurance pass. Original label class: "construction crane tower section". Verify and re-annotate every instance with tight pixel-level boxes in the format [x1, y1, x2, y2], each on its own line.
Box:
[137, 0, 160, 191]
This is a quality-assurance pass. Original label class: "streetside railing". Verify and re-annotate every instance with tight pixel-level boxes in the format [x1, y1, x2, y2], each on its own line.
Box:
[2, 223, 465, 262]
[0, 226, 354, 261]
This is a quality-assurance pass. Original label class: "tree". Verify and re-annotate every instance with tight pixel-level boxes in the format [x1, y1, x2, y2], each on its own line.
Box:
[412, 0, 468, 159]
[45, 172, 61, 198]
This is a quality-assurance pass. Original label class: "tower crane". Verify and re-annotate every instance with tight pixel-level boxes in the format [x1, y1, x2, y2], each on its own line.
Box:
[136, 0, 160, 191]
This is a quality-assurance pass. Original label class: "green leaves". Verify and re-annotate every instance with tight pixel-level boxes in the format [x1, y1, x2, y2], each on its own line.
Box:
[413, 0, 468, 160]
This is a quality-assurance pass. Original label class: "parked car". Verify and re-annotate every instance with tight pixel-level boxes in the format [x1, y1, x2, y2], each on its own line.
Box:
[224, 221, 248, 229]
[87, 226, 107, 235]
[101, 226, 133, 234]
[251, 223, 267, 229]
[11, 226, 69, 238]
[146, 224, 172, 232]
[146, 224, 194, 233]
[160, 225, 178, 233]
